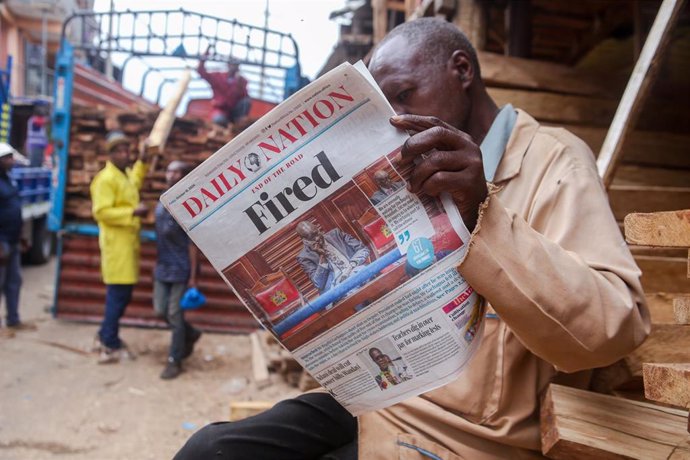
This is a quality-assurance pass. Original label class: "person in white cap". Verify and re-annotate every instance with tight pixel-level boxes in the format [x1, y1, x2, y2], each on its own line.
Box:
[0, 143, 34, 338]
[90, 131, 149, 363]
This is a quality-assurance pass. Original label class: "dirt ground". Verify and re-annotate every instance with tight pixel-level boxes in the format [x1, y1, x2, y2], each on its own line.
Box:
[0, 259, 300, 460]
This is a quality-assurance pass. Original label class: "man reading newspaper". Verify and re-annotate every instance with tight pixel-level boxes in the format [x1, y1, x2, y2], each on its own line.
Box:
[175, 18, 649, 460]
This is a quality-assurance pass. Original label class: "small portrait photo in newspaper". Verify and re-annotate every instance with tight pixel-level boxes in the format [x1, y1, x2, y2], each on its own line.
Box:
[357, 338, 413, 391]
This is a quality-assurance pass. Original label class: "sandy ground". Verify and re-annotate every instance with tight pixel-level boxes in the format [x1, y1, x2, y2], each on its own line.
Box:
[0, 259, 299, 460]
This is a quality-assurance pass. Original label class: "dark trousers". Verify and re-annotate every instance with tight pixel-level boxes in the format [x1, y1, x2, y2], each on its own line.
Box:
[0, 243, 22, 326]
[153, 280, 198, 362]
[98, 284, 134, 349]
[174, 393, 357, 460]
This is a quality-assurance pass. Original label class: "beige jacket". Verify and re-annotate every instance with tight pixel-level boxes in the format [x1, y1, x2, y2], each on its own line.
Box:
[358, 110, 650, 459]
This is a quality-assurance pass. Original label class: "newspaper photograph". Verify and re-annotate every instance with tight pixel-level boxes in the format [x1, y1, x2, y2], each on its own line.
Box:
[161, 62, 485, 415]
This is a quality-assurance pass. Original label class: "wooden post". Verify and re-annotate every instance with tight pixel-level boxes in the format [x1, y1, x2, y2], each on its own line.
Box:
[453, 0, 487, 50]
[596, 0, 686, 188]
[506, 0, 532, 58]
[250, 331, 271, 388]
[372, 0, 388, 44]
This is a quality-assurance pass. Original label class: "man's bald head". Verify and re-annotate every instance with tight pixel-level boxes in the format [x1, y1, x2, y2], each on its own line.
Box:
[374, 18, 481, 80]
[374, 170, 392, 188]
[296, 221, 321, 241]
[165, 160, 191, 186]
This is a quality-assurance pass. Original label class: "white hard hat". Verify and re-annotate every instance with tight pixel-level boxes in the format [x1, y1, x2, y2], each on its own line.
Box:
[0, 142, 30, 166]
[0, 142, 18, 158]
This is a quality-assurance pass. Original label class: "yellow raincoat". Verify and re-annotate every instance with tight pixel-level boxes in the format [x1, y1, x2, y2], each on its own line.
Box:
[90, 160, 148, 284]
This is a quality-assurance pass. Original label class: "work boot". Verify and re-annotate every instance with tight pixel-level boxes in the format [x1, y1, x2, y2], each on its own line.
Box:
[182, 329, 202, 359]
[160, 359, 182, 380]
[98, 347, 121, 365]
[7, 322, 37, 332]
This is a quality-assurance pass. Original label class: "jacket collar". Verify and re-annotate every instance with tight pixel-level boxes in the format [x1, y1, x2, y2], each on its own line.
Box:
[492, 109, 540, 183]
[105, 160, 128, 177]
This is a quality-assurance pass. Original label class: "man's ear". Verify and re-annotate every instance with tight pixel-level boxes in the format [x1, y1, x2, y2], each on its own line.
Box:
[450, 50, 474, 90]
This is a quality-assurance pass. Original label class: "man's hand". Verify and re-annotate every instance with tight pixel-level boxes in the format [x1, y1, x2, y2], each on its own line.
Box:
[133, 203, 148, 218]
[137, 138, 150, 163]
[391, 115, 488, 232]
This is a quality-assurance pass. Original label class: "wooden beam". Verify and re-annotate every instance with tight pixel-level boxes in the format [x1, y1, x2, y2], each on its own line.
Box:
[608, 186, 690, 222]
[596, 0, 686, 188]
[613, 165, 690, 188]
[453, 0, 486, 49]
[675, 296, 690, 324]
[228, 401, 274, 421]
[146, 70, 191, 153]
[480, 52, 609, 97]
[643, 363, 690, 408]
[625, 210, 690, 247]
[636, 255, 690, 293]
[372, 0, 389, 44]
[541, 384, 690, 459]
[557, 125, 690, 169]
[249, 332, 271, 388]
[506, 0, 532, 58]
[487, 88, 616, 126]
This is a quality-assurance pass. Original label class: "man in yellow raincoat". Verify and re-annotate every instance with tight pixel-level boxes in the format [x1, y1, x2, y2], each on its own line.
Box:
[90, 131, 149, 364]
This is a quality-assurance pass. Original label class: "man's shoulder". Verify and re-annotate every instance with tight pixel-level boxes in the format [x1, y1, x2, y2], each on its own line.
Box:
[528, 123, 598, 174]
[90, 166, 113, 186]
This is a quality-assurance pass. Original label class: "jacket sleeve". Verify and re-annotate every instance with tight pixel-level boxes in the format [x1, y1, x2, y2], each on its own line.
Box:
[91, 177, 135, 227]
[458, 149, 650, 373]
[128, 160, 148, 191]
[196, 59, 209, 80]
[341, 230, 369, 266]
[298, 253, 330, 292]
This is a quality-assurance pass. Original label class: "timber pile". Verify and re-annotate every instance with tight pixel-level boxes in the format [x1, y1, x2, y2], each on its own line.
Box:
[544, 210, 690, 458]
[251, 330, 320, 392]
[64, 104, 232, 225]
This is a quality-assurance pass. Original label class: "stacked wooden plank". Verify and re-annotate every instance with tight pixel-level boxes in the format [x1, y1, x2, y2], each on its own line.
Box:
[64, 104, 231, 225]
[251, 330, 320, 392]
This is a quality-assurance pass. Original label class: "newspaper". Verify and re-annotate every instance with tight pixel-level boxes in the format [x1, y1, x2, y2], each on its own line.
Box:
[161, 62, 485, 415]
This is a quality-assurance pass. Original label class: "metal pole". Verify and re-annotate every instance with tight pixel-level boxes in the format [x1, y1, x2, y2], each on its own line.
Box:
[105, 0, 115, 79]
[41, 7, 48, 95]
[258, 0, 269, 99]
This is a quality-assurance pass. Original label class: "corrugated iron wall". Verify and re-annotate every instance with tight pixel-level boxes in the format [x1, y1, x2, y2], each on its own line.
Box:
[55, 233, 257, 333]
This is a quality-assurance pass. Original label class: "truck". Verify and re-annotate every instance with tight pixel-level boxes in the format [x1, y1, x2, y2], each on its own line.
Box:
[49, 9, 307, 331]
[1, 57, 54, 264]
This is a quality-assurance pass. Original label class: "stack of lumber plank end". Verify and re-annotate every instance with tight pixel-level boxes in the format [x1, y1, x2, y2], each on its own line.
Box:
[250, 330, 320, 393]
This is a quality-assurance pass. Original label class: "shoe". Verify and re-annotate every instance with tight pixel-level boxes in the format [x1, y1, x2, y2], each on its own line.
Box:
[91, 334, 104, 353]
[119, 341, 136, 361]
[98, 347, 121, 365]
[7, 322, 37, 331]
[0, 328, 15, 339]
[182, 329, 202, 360]
[160, 360, 182, 380]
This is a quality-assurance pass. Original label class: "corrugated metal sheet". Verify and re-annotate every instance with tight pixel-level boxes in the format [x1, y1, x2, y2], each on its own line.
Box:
[55, 233, 257, 333]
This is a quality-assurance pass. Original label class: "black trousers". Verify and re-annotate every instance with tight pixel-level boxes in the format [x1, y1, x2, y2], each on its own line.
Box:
[174, 393, 357, 460]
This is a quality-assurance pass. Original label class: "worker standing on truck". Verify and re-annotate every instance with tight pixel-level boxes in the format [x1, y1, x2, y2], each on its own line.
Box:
[197, 47, 251, 127]
[0, 143, 35, 338]
[90, 131, 149, 364]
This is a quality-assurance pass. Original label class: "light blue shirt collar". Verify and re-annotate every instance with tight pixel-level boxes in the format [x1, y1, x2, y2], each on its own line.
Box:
[480, 104, 517, 182]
